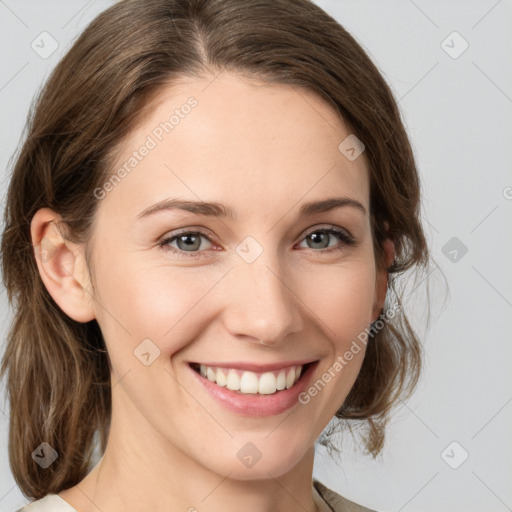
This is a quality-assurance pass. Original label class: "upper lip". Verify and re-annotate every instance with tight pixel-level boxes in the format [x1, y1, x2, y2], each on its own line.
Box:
[189, 359, 318, 373]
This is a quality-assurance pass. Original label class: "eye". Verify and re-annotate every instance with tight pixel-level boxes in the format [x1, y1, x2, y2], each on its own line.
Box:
[296, 226, 355, 253]
[158, 230, 214, 258]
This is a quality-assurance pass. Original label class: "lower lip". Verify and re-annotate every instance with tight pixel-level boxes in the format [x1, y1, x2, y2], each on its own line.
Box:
[189, 362, 318, 417]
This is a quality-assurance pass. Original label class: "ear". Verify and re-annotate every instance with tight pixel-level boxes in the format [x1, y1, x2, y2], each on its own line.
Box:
[31, 208, 96, 323]
[371, 226, 395, 323]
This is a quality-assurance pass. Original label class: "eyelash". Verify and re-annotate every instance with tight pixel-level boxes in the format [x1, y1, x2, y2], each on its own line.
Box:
[157, 226, 356, 259]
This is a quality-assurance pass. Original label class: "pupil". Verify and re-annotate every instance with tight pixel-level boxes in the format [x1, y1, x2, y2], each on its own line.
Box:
[178, 234, 200, 251]
[309, 232, 328, 249]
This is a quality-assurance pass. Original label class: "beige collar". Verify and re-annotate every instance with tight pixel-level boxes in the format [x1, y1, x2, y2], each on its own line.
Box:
[312, 482, 335, 512]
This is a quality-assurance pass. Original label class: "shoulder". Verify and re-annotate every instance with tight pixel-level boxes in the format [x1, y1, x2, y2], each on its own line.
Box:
[15, 494, 78, 512]
[313, 479, 377, 512]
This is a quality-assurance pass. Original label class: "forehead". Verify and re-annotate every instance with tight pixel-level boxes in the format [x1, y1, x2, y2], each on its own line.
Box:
[99, 71, 369, 221]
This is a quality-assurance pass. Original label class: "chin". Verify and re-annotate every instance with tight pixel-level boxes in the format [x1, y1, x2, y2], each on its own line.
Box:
[202, 437, 312, 481]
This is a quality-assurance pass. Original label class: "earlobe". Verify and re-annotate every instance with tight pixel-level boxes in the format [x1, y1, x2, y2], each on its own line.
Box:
[31, 208, 96, 323]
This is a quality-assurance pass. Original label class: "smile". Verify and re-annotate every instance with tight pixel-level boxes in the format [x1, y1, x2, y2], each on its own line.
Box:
[190, 362, 307, 395]
[188, 359, 319, 416]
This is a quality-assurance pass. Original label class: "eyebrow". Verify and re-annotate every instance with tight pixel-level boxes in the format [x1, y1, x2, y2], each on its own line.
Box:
[136, 196, 367, 220]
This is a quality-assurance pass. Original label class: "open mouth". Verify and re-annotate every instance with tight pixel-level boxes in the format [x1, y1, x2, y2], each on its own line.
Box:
[189, 361, 316, 396]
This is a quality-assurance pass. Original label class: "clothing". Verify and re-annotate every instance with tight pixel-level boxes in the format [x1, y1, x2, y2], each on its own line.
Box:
[15, 479, 376, 512]
[14, 494, 75, 512]
[313, 479, 376, 511]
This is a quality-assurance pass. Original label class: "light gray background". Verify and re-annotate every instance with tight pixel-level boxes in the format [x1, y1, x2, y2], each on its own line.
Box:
[1, 1, 511, 511]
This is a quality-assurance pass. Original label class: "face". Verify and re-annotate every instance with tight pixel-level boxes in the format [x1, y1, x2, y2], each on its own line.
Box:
[79, 72, 386, 479]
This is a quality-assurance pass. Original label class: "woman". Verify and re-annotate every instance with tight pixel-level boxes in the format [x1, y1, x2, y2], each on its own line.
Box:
[1, 0, 429, 510]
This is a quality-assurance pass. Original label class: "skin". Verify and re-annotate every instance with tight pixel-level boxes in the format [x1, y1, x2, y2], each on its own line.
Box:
[31, 71, 394, 512]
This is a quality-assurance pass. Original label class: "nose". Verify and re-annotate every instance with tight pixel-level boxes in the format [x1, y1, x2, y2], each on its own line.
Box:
[220, 253, 304, 346]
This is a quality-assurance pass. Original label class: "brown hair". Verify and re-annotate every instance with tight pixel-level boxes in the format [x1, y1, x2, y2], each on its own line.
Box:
[1, 0, 429, 500]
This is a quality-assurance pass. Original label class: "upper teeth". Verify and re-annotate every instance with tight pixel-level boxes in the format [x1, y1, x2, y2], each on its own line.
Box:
[199, 364, 303, 395]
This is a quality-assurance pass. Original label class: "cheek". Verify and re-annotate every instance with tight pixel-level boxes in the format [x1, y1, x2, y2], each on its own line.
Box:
[92, 253, 226, 359]
[298, 260, 376, 344]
